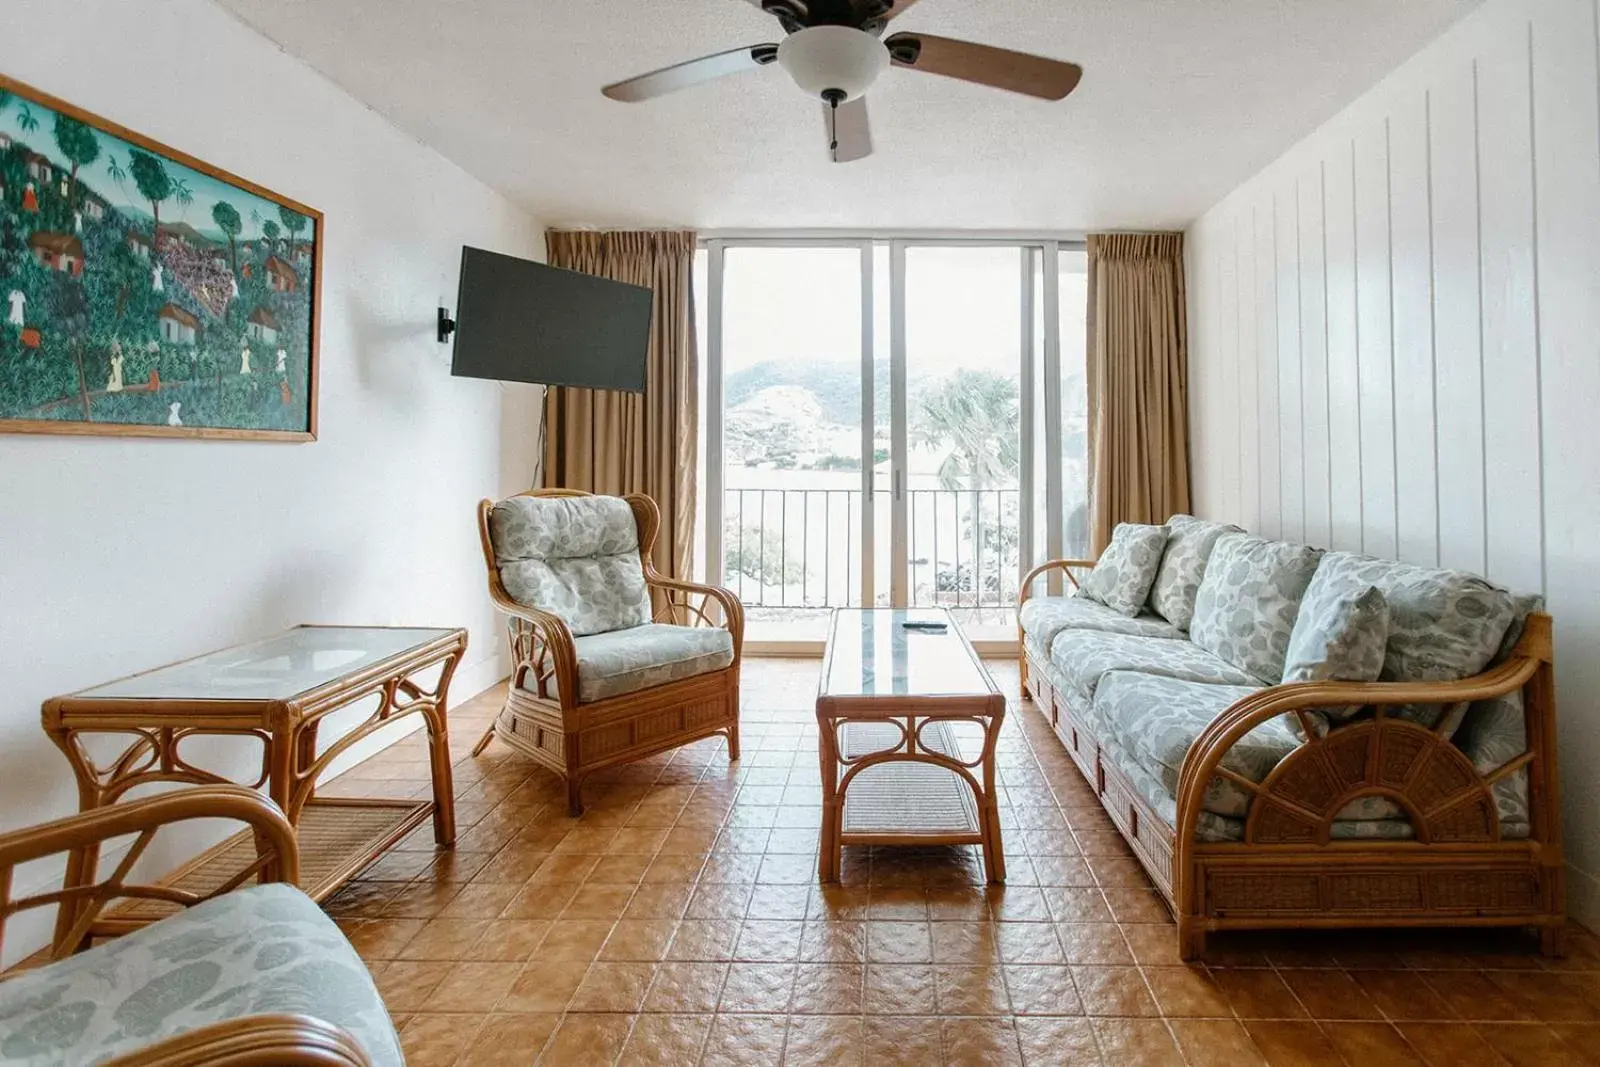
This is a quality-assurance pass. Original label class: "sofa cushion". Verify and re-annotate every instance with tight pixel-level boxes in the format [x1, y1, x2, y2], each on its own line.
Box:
[489, 495, 651, 637]
[556, 623, 734, 703]
[1280, 584, 1390, 737]
[1019, 595, 1184, 651]
[1189, 534, 1325, 683]
[1079, 523, 1170, 617]
[1095, 670, 1277, 817]
[1148, 514, 1243, 631]
[1303, 551, 1519, 686]
[1048, 629, 1258, 702]
[0, 883, 400, 1067]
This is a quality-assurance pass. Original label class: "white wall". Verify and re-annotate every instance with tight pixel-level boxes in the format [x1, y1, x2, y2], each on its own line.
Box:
[0, 0, 544, 951]
[1186, 0, 1600, 929]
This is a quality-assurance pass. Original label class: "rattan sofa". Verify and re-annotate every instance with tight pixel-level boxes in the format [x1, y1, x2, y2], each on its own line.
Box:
[1019, 517, 1564, 960]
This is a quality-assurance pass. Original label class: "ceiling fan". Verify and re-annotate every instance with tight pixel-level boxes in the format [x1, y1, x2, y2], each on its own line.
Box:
[601, 0, 1084, 163]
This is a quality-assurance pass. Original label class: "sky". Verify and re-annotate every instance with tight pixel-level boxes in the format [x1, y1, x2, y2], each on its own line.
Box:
[709, 243, 1089, 379]
[0, 94, 309, 244]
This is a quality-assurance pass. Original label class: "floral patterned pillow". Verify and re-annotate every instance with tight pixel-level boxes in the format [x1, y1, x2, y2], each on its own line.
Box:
[1189, 534, 1325, 683]
[1280, 584, 1389, 739]
[1147, 514, 1243, 631]
[1079, 523, 1170, 617]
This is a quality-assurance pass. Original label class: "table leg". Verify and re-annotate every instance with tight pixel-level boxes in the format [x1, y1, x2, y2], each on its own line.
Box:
[425, 644, 464, 846]
[981, 705, 1006, 884]
[46, 724, 105, 953]
[817, 713, 840, 883]
[425, 703, 457, 847]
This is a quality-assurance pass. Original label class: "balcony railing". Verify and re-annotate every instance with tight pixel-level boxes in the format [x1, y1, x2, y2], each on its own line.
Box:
[723, 487, 1022, 611]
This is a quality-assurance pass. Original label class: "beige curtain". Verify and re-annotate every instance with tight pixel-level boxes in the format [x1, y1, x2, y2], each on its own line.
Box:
[543, 230, 699, 581]
[1086, 232, 1191, 554]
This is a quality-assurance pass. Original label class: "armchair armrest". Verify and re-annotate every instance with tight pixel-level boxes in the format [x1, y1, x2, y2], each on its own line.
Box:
[101, 1013, 371, 1067]
[487, 590, 579, 710]
[1019, 558, 1097, 605]
[643, 572, 746, 651]
[0, 786, 297, 962]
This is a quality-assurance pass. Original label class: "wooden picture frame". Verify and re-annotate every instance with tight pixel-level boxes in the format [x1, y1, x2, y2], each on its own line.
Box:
[0, 72, 322, 441]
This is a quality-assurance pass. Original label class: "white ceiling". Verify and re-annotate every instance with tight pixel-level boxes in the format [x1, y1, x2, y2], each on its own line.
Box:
[215, 0, 1476, 232]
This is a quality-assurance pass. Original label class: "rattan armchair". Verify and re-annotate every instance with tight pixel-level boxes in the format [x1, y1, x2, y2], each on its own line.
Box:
[0, 786, 394, 1066]
[472, 489, 744, 815]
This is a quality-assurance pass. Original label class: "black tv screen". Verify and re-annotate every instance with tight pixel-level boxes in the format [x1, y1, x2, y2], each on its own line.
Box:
[450, 247, 652, 392]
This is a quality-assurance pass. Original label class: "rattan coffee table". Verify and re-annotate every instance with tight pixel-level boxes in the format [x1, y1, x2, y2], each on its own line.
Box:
[42, 625, 466, 939]
[816, 608, 1006, 883]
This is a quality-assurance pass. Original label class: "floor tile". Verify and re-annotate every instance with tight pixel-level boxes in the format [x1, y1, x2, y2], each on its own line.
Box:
[280, 664, 1595, 1066]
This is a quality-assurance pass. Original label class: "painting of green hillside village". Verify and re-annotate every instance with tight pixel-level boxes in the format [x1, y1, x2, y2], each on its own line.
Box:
[0, 75, 319, 439]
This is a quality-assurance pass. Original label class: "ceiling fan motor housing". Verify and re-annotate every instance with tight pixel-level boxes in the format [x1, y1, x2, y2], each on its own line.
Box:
[778, 25, 890, 101]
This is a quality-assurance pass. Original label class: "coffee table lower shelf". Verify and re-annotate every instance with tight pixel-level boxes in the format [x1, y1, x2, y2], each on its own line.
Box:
[96, 797, 434, 935]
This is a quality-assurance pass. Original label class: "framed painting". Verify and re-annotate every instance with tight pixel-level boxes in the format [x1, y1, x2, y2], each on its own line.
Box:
[0, 73, 321, 441]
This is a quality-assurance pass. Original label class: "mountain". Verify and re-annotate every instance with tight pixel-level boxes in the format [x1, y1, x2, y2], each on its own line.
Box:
[726, 359, 889, 427]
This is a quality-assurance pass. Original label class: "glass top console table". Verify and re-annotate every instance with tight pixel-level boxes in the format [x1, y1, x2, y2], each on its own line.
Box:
[42, 625, 467, 938]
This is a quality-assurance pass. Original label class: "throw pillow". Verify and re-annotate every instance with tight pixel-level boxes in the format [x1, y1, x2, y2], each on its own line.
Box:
[1079, 523, 1170, 617]
[1189, 533, 1325, 683]
[1280, 584, 1389, 739]
[1147, 514, 1243, 631]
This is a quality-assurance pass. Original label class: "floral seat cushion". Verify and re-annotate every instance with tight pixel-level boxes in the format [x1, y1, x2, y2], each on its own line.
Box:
[1019, 595, 1185, 651]
[1094, 670, 1281, 818]
[1047, 629, 1258, 703]
[1096, 671, 1411, 826]
[0, 883, 400, 1067]
[488, 495, 652, 636]
[527, 623, 735, 703]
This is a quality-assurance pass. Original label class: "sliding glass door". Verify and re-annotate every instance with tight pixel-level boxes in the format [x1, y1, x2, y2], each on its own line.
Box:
[698, 239, 1086, 648]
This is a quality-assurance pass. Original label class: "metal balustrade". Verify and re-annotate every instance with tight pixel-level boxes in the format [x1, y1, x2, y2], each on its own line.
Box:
[722, 487, 1022, 611]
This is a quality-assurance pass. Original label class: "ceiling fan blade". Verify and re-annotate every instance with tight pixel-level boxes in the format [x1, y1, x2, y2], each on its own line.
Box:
[603, 44, 779, 102]
[880, 0, 926, 22]
[825, 97, 873, 163]
[885, 33, 1083, 100]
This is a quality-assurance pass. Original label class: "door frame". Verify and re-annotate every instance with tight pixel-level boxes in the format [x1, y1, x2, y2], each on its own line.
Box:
[701, 236, 1083, 656]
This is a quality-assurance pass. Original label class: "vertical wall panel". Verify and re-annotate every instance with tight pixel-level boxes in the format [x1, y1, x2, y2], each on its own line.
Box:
[1255, 199, 1282, 538]
[1429, 63, 1488, 574]
[1237, 207, 1261, 529]
[1477, 18, 1543, 594]
[1185, 0, 1600, 931]
[1217, 215, 1242, 523]
[1324, 141, 1365, 552]
[1390, 89, 1441, 566]
[1355, 117, 1399, 560]
[1529, 0, 1600, 926]
[1299, 168, 1332, 549]
[1276, 184, 1306, 542]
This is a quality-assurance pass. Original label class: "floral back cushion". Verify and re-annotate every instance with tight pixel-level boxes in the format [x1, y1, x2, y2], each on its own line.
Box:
[1147, 514, 1244, 631]
[1280, 583, 1390, 739]
[488, 495, 652, 636]
[1079, 523, 1170, 617]
[1189, 534, 1325, 683]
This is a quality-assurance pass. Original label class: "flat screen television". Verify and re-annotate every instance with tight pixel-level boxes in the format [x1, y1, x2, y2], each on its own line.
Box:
[450, 247, 652, 392]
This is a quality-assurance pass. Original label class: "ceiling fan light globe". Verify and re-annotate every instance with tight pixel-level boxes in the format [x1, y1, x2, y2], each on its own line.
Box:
[777, 26, 889, 102]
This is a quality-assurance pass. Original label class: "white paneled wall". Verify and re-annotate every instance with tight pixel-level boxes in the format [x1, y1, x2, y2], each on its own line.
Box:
[1187, 0, 1600, 928]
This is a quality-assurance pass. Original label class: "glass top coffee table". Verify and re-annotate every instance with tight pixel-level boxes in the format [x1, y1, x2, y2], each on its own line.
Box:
[42, 625, 468, 938]
[816, 608, 1007, 883]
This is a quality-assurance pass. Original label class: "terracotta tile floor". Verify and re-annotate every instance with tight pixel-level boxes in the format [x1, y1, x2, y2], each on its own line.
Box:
[320, 658, 1600, 1066]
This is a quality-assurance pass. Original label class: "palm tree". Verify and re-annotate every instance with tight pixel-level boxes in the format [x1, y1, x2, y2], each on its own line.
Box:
[171, 176, 194, 222]
[15, 104, 38, 133]
[911, 368, 1021, 599]
[105, 154, 127, 189]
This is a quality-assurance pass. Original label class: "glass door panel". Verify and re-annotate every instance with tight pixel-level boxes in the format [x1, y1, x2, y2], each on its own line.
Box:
[718, 246, 867, 642]
[900, 246, 1026, 641]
